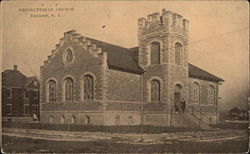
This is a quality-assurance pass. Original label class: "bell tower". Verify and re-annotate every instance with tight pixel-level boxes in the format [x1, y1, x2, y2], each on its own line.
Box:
[138, 9, 189, 105]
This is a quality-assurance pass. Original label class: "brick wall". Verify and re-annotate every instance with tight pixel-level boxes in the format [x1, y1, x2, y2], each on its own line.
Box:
[40, 43, 103, 103]
[188, 77, 219, 115]
[107, 69, 141, 102]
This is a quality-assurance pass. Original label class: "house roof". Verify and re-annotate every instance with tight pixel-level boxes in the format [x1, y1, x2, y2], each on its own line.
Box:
[2, 69, 39, 88]
[86, 38, 223, 82]
[87, 38, 144, 74]
[2, 70, 27, 87]
[25, 76, 38, 87]
[188, 63, 224, 82]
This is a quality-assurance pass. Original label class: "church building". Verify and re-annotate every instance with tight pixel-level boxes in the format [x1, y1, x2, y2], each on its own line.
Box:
[40, 9, 223, 127]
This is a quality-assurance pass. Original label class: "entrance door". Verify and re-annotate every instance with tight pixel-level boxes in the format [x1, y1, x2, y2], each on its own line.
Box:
[174, 92, 181, 112]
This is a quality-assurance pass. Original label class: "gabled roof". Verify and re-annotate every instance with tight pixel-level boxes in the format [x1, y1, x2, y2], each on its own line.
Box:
[2, 69, 40, 88]
[188, 63, 224, 82]
[2, 70, 27, 87]
[87, 38, 144, 74]
[25, 76, 38, 88]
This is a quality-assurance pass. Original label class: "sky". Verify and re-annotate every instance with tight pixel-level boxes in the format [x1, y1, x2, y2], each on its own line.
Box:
[1, 1, 249, 111]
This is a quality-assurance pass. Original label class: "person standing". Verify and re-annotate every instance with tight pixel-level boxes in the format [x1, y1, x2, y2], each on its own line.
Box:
[181, 98, 186, 113]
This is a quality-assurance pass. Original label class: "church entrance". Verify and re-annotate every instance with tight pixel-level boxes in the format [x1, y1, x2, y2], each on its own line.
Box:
[174, 84, 183, 113]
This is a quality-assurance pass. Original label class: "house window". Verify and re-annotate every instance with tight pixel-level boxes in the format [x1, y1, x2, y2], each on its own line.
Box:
[6, 104, 12, 115]
[128, 115, 133, 124]
[48, 80, 56, 102]
[33, 80, 38, 87]
[64, 78, 74, 101]
[115, 115, 120, 125]
[175, 43, 182, 65]
[192, 83, 200, 104]
[84, 115, 90, 125]
[71, 115, 76, 124]
[150, 42, 161, 65]
[208, 86, 215, 105]
[61, 116, 65, 124]
[34, 91, 39, 100]
[24, 91, 29, 99]
[83, 75, 94, 100]
[32, 106, 38, 114]
[6, 89, 12, 98]
[151, 79, 161, 102]
[49, 115, 54, 123]
[24, 105, 29, 115]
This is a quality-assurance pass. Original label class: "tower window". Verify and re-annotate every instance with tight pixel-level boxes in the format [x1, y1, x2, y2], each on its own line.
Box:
[175, 43, 182, 65]
[150, 42, 160, 65]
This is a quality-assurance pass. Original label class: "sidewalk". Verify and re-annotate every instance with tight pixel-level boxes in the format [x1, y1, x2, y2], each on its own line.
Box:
[3, 127, 247, 144]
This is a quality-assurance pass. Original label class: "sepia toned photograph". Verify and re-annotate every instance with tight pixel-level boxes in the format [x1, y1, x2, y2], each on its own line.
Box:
[1, 0, 249, 153]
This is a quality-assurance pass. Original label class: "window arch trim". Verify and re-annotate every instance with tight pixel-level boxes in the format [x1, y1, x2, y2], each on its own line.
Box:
[192, 82, 200, 104]
[46, 78, 58, 103]
[146, 39, 163, 66]
[174, 41, 183, 65]
[147, 76, 163, 103]
[80, 72, 96, 101]
[62, 75, 75, 102]
[208, 85, 216, 105]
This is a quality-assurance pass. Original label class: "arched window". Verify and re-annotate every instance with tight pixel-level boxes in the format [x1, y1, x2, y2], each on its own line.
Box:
[151, 79, 161, 102]
[175, 43, 182, 65]
[71, 115, 76, 124]
[48, 80, 56, 102]
[128, 115, 133, 124]
[192, 83, 200, 104]
[64, 78, 74, 101]
[150, 42, 160, 65]
[84, 115, 90, 125]
[83, 75, 94, 100]
[115, 115, 120, 125]
[208, 86, 215, 105]
[49, 115, 54, 123]
[60, 116, 65, 124]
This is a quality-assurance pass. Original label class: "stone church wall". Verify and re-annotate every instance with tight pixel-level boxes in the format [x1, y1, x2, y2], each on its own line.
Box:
[107, 69, 141, 102]
[188, 77, 219, 123]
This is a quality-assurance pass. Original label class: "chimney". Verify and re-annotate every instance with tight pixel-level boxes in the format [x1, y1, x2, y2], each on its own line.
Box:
[13, 65, 17, 71]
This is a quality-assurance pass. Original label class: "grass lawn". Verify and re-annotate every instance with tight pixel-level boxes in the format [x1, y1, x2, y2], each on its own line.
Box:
[2, 135, 248, 153]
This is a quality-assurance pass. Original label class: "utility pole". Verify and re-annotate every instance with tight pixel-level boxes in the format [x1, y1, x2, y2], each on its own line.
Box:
[140, 73, 144, 143]
[68, 111, 70, 132]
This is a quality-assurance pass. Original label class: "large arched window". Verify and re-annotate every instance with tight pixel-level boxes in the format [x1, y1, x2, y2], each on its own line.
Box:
[192, 83, 200, 104]
[64, 77, 74, 101]
[175, 43, 182, 65]
[150, 42, 160, 65]
[208, 86, 215, 105]
[151, 79, 161, 102]
[48, 80, 56, 102]
[83, 75, 94, 100]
